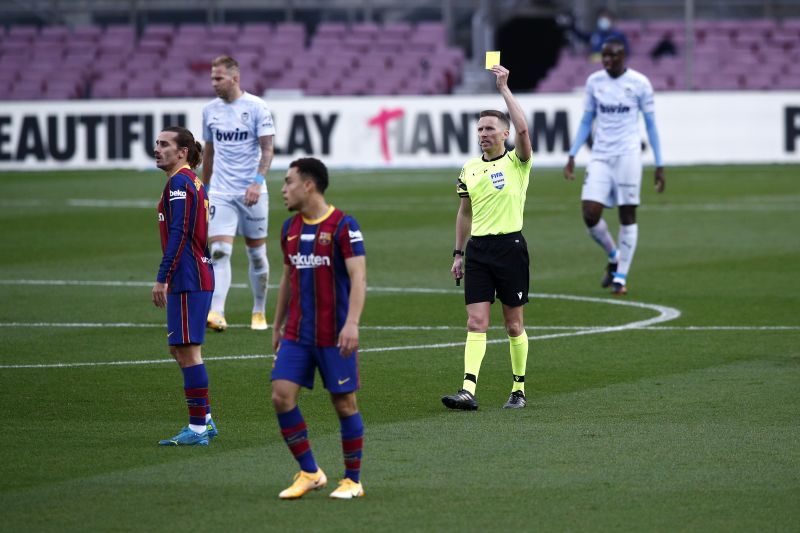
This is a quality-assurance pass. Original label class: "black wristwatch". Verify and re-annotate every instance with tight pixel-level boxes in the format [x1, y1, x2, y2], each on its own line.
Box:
[453, 249, 464, 257]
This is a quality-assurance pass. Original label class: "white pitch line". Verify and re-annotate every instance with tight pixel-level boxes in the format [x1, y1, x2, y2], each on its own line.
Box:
[2, 322, 797, 332]
[1, 287, 681, 369]
[0, 279, 486, 294]
[1, 199, 796, 212]
[0, 353, 273, 369]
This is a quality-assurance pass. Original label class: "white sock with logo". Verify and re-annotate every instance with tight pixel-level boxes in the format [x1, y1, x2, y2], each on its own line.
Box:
[615, 224, 638, 284]
[210, 241, 233, 314]
[587, 219, 617, 258]
[247, 244, 269, 314]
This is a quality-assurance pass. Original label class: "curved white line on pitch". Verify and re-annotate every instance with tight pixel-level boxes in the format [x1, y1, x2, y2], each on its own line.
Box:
[0, 286, 681, 369]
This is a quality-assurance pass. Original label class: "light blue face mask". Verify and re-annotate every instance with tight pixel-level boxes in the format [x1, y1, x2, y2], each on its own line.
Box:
[597, 17, 611, 31]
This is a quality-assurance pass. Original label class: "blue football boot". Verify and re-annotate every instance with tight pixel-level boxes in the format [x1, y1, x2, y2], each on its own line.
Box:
[206, 418, 218, 439]
[158, 426, 209, 446]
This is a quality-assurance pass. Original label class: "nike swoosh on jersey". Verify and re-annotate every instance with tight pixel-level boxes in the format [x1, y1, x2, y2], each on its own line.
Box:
[338, 377, 351, 385]
[287, 235, 298, 241]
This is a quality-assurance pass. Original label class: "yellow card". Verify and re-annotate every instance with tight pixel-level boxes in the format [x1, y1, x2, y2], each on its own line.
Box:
[485, 51, 500, 69]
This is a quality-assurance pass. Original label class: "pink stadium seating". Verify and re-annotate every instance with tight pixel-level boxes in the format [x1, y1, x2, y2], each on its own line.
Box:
[536, 18, 800, 92]
[0, 19, 468, 100]
[5, 17, 797, 101]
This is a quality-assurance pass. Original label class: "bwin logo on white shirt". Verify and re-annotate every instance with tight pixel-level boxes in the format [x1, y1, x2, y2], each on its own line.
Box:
[349, 230, 364, 243]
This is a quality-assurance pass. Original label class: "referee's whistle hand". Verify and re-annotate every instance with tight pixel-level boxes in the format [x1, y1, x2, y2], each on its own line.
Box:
[451, 258, 463, 280]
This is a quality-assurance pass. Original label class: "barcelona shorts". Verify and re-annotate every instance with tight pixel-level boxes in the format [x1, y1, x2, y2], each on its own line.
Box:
[464, 232, 530, 307]
[166, 291, 213, 346]
[272, 338, 360, 393]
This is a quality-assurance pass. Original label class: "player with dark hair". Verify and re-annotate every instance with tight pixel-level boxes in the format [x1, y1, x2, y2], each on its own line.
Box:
[203, 55, 276, 332]
[152, 126, 217, 446]
[442, 65, 533, 411]
[270, 157, 367, 499]
[564, 38, 665, 295]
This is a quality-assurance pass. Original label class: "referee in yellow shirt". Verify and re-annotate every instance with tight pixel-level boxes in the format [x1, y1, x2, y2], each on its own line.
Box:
[442, 64, 533, 410]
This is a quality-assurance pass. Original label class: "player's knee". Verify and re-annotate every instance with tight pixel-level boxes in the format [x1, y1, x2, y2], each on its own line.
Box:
[271, 389, 294, 412]
[246, 244, 268, 273]
[331, 393, 358, 417]
[210, 241, 233, 262]
[582, 210, 601, 227]
[619, 206, 637, 225]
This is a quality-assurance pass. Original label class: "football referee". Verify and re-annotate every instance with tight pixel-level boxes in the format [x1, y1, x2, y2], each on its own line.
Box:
[442, 64, 533, 411]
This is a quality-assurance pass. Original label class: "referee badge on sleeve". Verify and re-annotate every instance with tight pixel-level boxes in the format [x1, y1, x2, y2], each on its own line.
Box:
[490, 171, 505, 190]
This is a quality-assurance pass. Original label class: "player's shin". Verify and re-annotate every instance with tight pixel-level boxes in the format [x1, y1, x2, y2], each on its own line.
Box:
[588, 219, 617, 257]
[182, 363, 210, 434]
[277, 406, 318, 473]
[247, 244, 269, 313]
[339, 412, 364, 483]
[615, 223, 638, 283]
[210, 241, 233, 313]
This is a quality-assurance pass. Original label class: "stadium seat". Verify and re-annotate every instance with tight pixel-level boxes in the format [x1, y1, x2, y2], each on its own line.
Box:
[126, 79, 159, 98]
[8, 80, 45, 100]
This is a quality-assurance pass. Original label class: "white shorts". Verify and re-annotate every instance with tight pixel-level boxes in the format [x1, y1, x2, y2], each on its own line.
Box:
[208, 192, 268, 239]
[581, 152, 642, 208]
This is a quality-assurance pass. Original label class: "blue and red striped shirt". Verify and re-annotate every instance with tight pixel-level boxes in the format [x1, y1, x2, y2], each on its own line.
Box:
[281, 206, 365, 347]
[157, 166, 214, 293]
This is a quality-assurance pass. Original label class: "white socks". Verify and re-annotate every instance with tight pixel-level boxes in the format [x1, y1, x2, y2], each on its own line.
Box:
[189, 423, 207, 434]
[588, 219, 617, 257]
[247, 244, 269, 314]
[210, 241, 269, 315]
[615, 224, 638, 284]
[210, 241, 233, 314]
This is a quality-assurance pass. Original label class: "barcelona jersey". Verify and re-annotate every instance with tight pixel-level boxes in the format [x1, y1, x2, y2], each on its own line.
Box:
[281, 206, 365, 347]
[157, 166, 214, 293]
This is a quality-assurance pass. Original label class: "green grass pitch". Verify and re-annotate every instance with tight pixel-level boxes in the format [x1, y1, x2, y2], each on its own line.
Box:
[1, 164, 798, 531]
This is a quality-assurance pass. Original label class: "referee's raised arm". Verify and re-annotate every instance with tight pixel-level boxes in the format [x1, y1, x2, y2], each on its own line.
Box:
[490, 65, 532, 163]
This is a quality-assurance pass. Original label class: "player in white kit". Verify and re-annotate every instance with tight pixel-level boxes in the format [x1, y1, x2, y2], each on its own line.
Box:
[202, 56, 276, 331]
[563, 38, 665, 295]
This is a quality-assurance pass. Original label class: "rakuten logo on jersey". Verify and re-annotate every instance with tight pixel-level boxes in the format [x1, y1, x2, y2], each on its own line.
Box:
[289, 253, 331, 269]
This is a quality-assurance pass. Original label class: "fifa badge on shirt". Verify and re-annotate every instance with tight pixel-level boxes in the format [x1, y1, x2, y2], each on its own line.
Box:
[490, 171, 505, 190]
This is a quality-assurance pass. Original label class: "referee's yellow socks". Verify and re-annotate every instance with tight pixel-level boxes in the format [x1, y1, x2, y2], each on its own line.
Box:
[509, 332, 528, 393]
[461, 331, 486, 395]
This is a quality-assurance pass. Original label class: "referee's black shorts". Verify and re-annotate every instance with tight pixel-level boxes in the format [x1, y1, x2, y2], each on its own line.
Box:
[464, 231, 530, 307]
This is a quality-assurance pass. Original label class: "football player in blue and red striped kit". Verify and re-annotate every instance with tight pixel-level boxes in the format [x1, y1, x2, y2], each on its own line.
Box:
[271, 157, 367, 499]
[151, 126, 217, 446]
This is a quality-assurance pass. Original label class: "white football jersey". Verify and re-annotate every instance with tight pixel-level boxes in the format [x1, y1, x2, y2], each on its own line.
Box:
[583, 68, 654, 158]
[202, 92, 276, 194]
